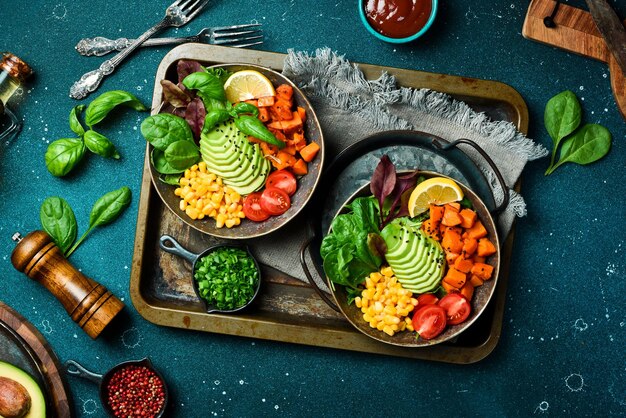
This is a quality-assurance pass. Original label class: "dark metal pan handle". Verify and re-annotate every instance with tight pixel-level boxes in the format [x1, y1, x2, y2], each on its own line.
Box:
[299, 236, 340, 312]
[432, 138, 510, 214]
[64, 359, 103, 385]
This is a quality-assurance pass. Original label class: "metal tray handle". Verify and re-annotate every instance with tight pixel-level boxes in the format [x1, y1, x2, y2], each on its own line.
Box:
[299, 237, 339, 312]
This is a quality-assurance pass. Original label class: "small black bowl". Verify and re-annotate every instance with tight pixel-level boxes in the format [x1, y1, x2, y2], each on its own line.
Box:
[65, 358, 168, 417]
[158, 235, 261, 313]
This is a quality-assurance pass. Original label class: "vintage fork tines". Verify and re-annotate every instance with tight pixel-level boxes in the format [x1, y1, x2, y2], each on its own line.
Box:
[75, 24, 264, 56]
[70, 0, 209, 99]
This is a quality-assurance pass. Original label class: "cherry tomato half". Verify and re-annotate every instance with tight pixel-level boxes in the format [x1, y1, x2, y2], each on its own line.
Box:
[417, 293, 439, 307]
[266, 169, 297, 196]
[437, 292, 471, 325]
[243, 192, 270, 222]
[260, 187, 291, 216]
[411, 304, 447, 340]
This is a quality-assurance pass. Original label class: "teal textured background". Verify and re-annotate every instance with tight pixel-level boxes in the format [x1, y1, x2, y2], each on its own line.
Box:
[1, 1, 625, 416]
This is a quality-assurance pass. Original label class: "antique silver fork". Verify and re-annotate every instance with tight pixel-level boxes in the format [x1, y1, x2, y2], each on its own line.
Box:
[70, 0, 208, 100]
[76, 24, 264, 57]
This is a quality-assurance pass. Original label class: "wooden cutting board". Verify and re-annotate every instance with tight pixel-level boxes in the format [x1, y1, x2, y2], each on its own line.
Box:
[522, 0, 626, 119]
[0, 301, 72, 417]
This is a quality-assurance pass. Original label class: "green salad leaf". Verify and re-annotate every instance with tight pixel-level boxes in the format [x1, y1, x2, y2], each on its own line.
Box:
[85, 90, 147, 127]
[40, 196, 78, 254]
[320, 196, 383, 294]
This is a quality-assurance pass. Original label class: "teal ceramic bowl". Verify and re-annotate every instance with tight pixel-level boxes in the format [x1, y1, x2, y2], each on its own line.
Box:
[358, 0, 438, 44]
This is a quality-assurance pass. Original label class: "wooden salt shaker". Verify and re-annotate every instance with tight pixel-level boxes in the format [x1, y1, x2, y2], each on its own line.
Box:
[10, 231, 124, 339]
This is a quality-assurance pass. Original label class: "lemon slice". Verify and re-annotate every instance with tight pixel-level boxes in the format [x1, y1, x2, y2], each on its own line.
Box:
[407, 177, 464, 217]
[223, 70, 276, 103]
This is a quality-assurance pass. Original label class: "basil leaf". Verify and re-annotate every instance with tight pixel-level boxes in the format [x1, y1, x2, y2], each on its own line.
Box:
[548, 124, 611, 174]
[89, 186, 132, 228]
[40, 196, 77, 254]
[182, 72, 226, 102]
[232, 102, 259, 117]
[203, 109, 231, 134]
[84, 130, 120, 159]
[164, 140, 200, 170]
[66, 186, 132, 257]
[234, 115, 285, 148]
[544, 90, 581, 167]
[69, 105, 85, 136]
[151, 149, 185, 175]
[202, 97, 227, 113]
[85, 90, 147, 127]
[45, 138, 86, 177]
[141, 113, 194, 151]
[205, 67, 233, 85]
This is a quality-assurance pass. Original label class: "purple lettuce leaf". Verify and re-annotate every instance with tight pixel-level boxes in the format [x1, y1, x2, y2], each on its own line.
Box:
[161, 103, 186, 118]
[382, 171, 419, 226]
[177, 60, 205, 84]
[161, 80, 191, 108]
[370, 154, 396, 218]
[185, 97, 206, 141]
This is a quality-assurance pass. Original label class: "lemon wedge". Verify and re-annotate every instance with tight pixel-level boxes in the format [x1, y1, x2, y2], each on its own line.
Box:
[223, 70, 276, 103]
[407, 177, 464, 217]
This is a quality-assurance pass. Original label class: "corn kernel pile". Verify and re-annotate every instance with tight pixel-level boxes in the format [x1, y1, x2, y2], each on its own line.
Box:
[174, 162, 246, 228]
[355, 266, 418, 336]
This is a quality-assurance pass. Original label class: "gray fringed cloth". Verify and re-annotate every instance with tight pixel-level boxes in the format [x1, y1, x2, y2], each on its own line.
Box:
[222, 48, 547, 287]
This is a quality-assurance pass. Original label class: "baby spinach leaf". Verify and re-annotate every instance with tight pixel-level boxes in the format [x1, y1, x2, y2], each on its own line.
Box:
[159, 174, 182, 185]
[151, 149, 185, 175]
[141, 113, 194, 151]
[182, 72, 226, 102]
[66, 186, 132, 257]
[84, 130, 120, 159]
[164, 140, 200, 170]
[45, 138, 86, 177]
[69, 105, 86, 136]
[544, 90, 582, 167]
[40, 196, 77, 254]
[85, 90, 147, 127]
[547, 124, 611, 174]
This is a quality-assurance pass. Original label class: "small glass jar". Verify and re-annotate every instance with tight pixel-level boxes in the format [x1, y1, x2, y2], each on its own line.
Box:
[0, 52, 32, 142]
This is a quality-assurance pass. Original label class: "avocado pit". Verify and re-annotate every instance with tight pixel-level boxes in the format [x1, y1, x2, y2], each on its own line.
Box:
[0, 376, 31, 418]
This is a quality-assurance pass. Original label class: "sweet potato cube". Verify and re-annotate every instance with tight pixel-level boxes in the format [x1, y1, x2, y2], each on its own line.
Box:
[471, 262, 494, 280]
[453, 256, 474, 274]
[441, 207, 463, 227]
[443, 267, 466, 288]
[459, 208, 477, 228]
[477, 238, 497, 257]
[466, 220, 488, 239]
[442, 229, 463, 254]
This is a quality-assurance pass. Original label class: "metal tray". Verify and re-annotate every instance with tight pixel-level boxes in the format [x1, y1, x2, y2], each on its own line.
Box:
[130, 45, 528, 363]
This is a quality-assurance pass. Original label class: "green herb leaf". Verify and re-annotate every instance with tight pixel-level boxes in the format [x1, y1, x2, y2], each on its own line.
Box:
[85, 90, 147, 127]
[66, 186, 132, 257]
[88, 186, 132, 228]
[84, 130, 120, 159]
[69, 105, 86, 136]
[40, 196, 77, 254]
[151, 148, 185, 175]
[544, 90, 582, 168]
[141, 113, 194, 151]
[45, 138, 86, 177]
[202, 109, 231, 134]
[164, 140, 200, 170]
[232, 102, 259, 117]
[182, 72, 226, 102]
[159, 174, 182, 185]
[234, 115, 285, 148]
[547, 124, 611, 175]
[205, 67, 233, 85]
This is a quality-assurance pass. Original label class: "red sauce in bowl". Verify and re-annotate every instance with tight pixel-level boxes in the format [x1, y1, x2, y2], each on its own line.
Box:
[364, 0, 433, 39]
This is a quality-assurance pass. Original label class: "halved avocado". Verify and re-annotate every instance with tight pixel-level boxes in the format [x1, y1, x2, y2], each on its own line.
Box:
[0, 361, 45, 418]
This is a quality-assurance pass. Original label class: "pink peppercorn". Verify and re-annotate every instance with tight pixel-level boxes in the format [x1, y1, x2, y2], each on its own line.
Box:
[106, 365, 166, 417]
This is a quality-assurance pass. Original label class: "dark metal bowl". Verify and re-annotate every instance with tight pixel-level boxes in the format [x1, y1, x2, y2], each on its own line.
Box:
[326, 171, 500, 347]
[159, 235, 261, 313]
[148, 63, 324, 239]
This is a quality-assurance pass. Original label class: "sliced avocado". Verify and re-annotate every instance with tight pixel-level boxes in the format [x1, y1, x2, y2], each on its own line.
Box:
[200, 121, 270, 195]
[0, 361, 45, 418]
[381, 220, 445, 294]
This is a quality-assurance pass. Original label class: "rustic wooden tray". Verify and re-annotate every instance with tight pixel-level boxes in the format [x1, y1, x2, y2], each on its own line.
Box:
[130, 45, 528, 363]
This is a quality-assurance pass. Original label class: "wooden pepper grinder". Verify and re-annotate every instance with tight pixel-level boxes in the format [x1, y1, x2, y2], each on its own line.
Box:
[10, 231, 125, 339]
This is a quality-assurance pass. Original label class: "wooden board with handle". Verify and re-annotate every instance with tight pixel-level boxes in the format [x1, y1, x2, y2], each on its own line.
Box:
[522, 0, 626, 119]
